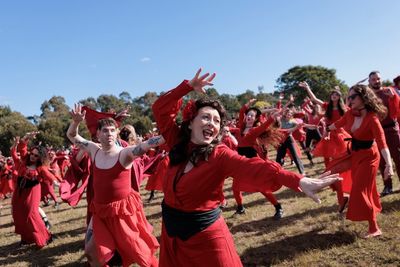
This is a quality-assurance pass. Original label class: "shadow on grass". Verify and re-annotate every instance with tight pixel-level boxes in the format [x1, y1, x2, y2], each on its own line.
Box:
[44, 204, 86, 215]
[0, 238, 86, 266]
[381, 197, 400, 213]
[229, 204, 338, 235]
[241, 229, 356, 266]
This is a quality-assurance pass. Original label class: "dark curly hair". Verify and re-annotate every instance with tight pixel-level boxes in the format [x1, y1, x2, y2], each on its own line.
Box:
[169, 98, 226, 166]
[349, 84, 387, 120]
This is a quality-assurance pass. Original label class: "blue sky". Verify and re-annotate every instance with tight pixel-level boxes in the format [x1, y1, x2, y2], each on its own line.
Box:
[1, 0, 399, 116]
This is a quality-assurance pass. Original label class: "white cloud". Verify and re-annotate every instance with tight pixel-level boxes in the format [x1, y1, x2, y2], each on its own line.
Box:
[140, 57, 151, 63]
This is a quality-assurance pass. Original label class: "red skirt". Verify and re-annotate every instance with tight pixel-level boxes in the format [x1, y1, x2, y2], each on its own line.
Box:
[313, 128, 351, 158]
[90, 190, 159, 267]
[145, 156, 169, 192]
[159, 216, 242, 267]
[12, 183, 51, 247]
[347, 146, 381, 221]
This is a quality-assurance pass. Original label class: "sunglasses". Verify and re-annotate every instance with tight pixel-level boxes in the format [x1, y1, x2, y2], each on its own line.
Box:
[347, 94, 359, 101]
[31, 153, 40, 158]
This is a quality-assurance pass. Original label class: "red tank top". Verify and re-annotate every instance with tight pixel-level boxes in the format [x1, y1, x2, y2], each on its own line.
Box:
[93, 149, 131, 204]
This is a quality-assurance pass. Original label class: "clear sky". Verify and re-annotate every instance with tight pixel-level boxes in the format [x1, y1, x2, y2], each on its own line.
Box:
[1, 0, 399, 116]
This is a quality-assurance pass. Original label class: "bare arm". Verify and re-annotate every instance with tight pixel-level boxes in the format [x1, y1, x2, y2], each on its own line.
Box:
[120, 135, 165, 167]
[298, 82, 324, 106]
[67, 103, 98, 156]
[381, 148, 394, 180]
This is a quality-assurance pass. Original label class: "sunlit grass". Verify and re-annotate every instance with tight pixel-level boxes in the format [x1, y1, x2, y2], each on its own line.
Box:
[1, 151, 399, 266]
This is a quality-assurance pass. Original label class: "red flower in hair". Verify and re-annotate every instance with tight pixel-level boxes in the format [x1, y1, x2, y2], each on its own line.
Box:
[182, 100, 197, 122]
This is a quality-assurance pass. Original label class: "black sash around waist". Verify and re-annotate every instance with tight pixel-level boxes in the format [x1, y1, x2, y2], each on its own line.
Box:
[237, 146, 258, 158]
[17, 176, 39, 189]
[345, 138, 374, 152]
[382, 120, 396, 129]
[162, 200, 221, 241]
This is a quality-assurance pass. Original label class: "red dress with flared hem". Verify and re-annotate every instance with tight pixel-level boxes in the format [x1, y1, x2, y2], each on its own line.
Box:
[12, 183, 51, 247]
[11, 144, 52, 248]
[91, 155, 159, 267]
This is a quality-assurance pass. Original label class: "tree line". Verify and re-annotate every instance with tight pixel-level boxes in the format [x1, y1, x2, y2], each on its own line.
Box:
[0, 65, 393, 156]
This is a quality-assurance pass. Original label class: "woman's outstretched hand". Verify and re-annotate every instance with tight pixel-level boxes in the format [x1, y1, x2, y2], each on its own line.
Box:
[300, 171, 342, 203]
[189, 68, 216, 93]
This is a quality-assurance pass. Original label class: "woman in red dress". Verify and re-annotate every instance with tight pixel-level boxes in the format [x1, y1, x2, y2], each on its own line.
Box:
[299, 81, 352, 211]
[152, 69, 342, 267]
[229, 101, 284, 218]
[11, 133, 54, 248]
[328, 84, 393, 238]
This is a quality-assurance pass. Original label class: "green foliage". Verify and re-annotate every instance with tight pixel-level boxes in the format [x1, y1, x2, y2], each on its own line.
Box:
[37, 96, 76, 149]
[276, 65, 348, 105]
[0, 106, 37, 156]
[382, 79, 393, 87]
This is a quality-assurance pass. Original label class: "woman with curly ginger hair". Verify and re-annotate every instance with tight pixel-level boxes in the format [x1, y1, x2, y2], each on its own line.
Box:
[328, 84, 393, 238]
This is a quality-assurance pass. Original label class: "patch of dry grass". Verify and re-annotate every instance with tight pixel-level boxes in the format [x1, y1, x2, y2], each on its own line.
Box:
[1, 153, 400, 266]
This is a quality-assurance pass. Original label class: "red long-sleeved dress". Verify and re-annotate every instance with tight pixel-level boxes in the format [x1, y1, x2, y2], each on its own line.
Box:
[333, 110, 386, 221]
[152, 80, 303, 267]
[11, 142, 52, 247]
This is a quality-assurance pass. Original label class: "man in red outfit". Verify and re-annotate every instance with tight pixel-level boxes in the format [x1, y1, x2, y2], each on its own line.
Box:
[67, 104, 164, 267]
[368, 71, 400, 196]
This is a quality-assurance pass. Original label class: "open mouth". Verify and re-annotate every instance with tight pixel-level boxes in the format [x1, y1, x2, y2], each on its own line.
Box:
[203, 129, 214, 139]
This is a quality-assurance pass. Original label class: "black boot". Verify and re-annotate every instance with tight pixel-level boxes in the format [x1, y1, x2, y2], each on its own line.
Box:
[235, 205, 246, 214]
[380, 184, 393, 197]
[45, 220, 51, 230]
[273, 203, 283, 220]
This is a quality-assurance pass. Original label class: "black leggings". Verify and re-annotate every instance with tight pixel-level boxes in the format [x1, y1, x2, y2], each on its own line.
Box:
[276, 136, 305, 174]
[305, 129, 321, 148]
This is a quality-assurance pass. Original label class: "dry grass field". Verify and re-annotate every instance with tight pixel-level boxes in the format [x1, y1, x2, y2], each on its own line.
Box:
[1, 154, 400, 266]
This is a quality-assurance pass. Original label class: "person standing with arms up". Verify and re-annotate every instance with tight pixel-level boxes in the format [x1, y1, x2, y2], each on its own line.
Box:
[67, 104, 164, 267]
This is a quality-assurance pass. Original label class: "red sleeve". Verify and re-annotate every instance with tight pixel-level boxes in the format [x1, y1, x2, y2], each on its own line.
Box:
[388, 88, 400, 120]
[10, 146, 21, 170]
[17, 141, 28, 158]
[217, 145, 302, 193]
[38, 166, 58, 183]
[371, 115, 387, 150]
[241, 117, 274, 145]
[293, 111, 305, 119]
[238, 104, 248, 130]
[152, 80, 193, 149]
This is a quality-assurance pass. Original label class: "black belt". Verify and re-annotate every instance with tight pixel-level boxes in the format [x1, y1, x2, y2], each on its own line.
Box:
[237, 146, 258, 158]
[345, 138, 374, 152]
[382, 121, 396, 129]
[17, 176, 39, 189]
[162, 200, 221, 241]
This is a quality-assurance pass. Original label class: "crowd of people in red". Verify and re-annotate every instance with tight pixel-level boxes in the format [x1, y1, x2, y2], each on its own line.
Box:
[1, 69, 399, 266]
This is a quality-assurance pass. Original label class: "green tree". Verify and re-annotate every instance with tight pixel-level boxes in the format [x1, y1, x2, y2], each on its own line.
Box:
[276, 65, 348, 105]
[0, 106, 37, 156]
[37, 96, 73, 148]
